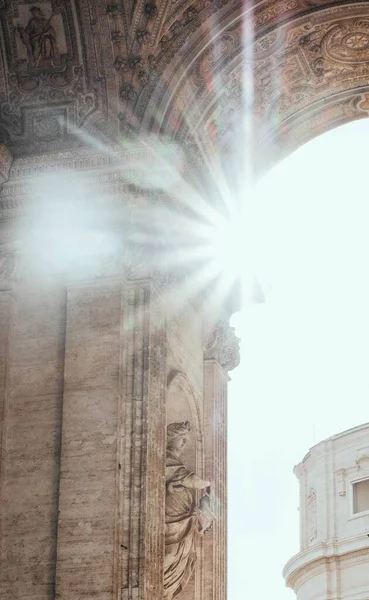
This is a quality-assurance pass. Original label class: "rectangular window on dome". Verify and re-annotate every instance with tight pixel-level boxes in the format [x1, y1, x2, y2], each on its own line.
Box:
[353, 479, 369, 514]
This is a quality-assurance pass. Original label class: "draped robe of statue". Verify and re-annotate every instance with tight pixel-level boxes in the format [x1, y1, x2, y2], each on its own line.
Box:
[18, 9, 60, 69]
[164, 449, 212, 598]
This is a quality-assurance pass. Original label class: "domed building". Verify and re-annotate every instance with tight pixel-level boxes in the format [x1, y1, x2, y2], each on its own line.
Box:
[284, 423, 369, 600]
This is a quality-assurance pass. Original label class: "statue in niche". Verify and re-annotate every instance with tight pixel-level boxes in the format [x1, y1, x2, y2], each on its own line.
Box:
[17, 6, 60, 69]
[165, 421, 214, 599]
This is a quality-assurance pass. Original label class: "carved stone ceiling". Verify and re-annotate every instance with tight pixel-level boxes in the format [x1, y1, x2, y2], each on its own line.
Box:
[0, 0, 369, 170]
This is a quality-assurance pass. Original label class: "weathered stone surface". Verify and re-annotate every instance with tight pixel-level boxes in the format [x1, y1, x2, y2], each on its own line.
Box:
[203, 359, 228, 600]
[55, 283, 121, 600]
[0, 287, 65, 600]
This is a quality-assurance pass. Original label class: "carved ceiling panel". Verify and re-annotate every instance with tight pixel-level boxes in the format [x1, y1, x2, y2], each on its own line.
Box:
[0, 0, 118, 156]
[143, 0, 369, 172]
[251, 3, 369, 164]
[253, 6, 369, 131]
[1, 0, 369, 168]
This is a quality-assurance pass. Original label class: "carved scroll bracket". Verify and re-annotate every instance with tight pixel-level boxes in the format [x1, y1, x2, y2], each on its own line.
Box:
[203, 319, 240, 372]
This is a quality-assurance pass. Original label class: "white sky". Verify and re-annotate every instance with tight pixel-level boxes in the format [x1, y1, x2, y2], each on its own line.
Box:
[228, 118, 369, 600]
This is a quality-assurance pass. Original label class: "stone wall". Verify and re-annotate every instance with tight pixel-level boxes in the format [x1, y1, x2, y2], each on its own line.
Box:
[0, 287, 65, 600]
[0, 149, 239, 600]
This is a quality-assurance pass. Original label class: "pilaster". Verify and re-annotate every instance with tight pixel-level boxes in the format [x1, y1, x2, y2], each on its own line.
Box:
[55, 279, 167, 600]
[55, 281, 122, 600]
[203, 319, 240, 600]
[119, 282, 167, 600]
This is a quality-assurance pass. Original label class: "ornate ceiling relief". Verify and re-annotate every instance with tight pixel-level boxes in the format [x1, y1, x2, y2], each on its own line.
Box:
[254, 8, 369, 128]
[0, 0, 241, 159]
[254, 3, 369, 161]
[1, 1, 369, 175]
[105, 0, 239, 137]
[250, 7, 369, 166]
[0, 0, 117, 156]
[149, 1, 369, 177]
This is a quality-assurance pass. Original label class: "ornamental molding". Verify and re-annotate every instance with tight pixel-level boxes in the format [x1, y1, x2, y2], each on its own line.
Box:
[284, 543, 369, 591]
[356, 447, 369, 471]
[307, 488, 317, 546]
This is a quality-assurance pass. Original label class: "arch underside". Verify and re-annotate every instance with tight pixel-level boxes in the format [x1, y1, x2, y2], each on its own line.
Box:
[154, 0, 369, 173]
[0, 1, 368, 172]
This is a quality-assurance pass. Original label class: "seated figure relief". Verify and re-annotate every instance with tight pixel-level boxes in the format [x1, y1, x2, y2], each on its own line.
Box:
[165, 421, 214, 599]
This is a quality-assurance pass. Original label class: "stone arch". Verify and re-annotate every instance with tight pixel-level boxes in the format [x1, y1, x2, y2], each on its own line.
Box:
[141, 0, 369, 177]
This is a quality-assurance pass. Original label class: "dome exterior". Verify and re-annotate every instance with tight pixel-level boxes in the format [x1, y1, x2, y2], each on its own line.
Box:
[283, 423, 369, 600]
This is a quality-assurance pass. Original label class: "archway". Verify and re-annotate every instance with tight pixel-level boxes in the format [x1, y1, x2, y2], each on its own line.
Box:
[144, 1, 369, 181]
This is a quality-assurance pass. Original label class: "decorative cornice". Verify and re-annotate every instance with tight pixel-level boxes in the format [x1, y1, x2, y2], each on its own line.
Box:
[284, 539, 369, 591]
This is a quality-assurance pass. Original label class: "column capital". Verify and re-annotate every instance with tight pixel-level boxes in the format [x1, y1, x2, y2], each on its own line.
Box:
[203, 319, 240, 372]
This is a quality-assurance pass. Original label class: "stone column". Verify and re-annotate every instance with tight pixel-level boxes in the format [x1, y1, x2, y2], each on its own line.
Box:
[55, 281, 122, 600]
[203, 320, 240, 600]
[119, 282, 167, 600]
[55, 279, 167, 600]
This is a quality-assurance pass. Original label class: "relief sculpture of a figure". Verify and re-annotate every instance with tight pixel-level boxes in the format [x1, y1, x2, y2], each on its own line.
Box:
[17, 6, 60, 69]
[165, 421, 214, 599]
